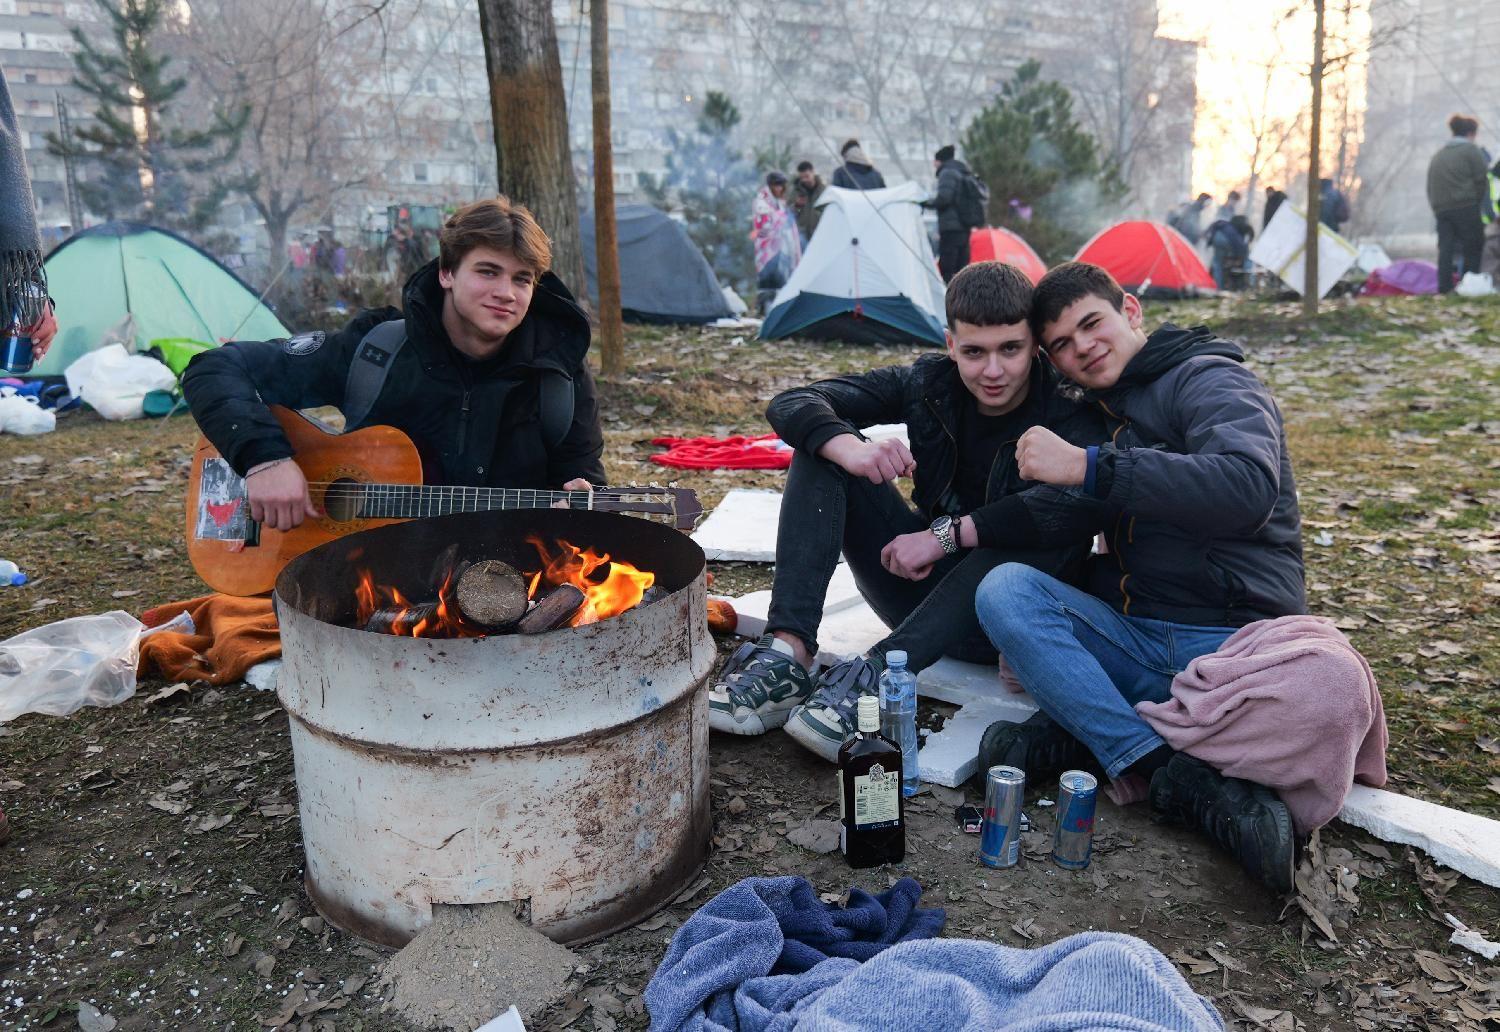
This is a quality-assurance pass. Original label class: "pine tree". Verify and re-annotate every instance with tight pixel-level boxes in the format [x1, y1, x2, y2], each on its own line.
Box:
[648, 92, 757, 294]
[47, 0, 245, 233]
[962, 61, 1125, 261]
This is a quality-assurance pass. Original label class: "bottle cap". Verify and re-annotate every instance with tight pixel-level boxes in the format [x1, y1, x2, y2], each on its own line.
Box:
[884, 650, 908, 669]
[857, 695, 879, 732]
[8, 572, 25, 586]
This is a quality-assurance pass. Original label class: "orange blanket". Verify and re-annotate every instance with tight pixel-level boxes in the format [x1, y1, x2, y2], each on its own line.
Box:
[138, 594, 280, 686]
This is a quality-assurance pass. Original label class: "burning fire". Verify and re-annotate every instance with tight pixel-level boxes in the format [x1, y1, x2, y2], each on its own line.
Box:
[354, 537, 656, 637]
[526, 535, 655, 628]
[355, 565, 476, 638]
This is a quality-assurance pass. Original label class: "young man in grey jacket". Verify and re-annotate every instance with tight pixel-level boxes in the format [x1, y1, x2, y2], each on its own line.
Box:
[973, 261, 1304, 893]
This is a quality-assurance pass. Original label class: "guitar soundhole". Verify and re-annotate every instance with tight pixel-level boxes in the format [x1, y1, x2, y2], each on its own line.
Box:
[323, 478, 364, 523]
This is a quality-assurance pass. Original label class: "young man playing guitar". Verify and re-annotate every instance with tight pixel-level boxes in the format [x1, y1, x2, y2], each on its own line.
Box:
[183, 196, 604, 533]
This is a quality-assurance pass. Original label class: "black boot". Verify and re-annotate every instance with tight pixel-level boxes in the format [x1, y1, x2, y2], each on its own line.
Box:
[975, 712, 1097, 785]
[1149, 754, 1295, 894]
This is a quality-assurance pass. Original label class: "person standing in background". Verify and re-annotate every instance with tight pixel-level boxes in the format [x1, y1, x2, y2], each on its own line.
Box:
[1262, 186, 1286, 232]
[791, 161, 827, 249]
[752, 172, 801, 315]
[1426, 113, 1492, 293]
[832, 139, 886, 191]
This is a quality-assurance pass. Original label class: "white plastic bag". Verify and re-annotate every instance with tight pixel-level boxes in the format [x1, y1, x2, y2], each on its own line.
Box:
[1455, 271, 1495, 297]
[63, 343, 177, 420]
[0, 610, 144, 722]
[0, 388, 56, 435]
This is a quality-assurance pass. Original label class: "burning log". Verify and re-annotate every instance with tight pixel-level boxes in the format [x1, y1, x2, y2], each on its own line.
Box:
[517, 583, 586, 635]
[454, 560, 529, 630]
[364, 602, 440, 635]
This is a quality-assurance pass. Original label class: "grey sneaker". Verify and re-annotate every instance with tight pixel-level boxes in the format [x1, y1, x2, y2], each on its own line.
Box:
[708, 635, 814, 735]
[783, 654, 885, 763]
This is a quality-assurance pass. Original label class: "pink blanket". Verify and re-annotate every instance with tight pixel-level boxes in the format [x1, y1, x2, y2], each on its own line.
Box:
[1135, 615, 1388, 836]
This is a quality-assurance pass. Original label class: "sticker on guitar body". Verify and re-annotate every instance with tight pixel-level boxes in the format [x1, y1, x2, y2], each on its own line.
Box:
[195, 458, 252, 541]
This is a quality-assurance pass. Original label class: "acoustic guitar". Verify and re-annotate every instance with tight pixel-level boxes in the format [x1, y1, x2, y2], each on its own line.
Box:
[185, 405, 702, 597]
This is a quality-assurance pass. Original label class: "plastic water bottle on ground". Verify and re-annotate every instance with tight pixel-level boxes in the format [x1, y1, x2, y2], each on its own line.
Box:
[0, 560, 26, 586]
[878, 650, 920, 797]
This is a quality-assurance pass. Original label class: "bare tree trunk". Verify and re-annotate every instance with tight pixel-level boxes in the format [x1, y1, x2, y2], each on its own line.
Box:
[475, 0, 587, 298]
[1303, 0, 1324, 320]
[590, 0, 624, 377]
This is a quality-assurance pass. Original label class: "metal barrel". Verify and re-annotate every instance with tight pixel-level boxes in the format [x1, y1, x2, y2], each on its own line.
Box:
[978, 765, 1025, 868]
[1051, 770, 1098, 870]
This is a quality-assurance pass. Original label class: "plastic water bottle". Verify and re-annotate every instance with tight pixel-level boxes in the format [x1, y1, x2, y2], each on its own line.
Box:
[0, 560, 26, 586]
[878, 650, 920, 797]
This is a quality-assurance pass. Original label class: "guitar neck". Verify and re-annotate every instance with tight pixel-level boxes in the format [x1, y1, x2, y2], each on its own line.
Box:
[355, 485, 593, 520]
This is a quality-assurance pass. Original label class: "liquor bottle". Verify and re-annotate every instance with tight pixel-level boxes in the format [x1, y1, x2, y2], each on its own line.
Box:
[837, 695, 905, 868]
[878, 650, 920, 797]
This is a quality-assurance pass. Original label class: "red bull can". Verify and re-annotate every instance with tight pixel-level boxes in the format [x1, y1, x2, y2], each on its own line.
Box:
[1051, 770, 1097, 870]
[979, 765, 1025, 868]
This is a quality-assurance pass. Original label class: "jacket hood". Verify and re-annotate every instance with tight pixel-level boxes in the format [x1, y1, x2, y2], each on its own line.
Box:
[400, 258, 592, 374]
[939, 158, 972, 175]
[1112, 323, 1243, 388]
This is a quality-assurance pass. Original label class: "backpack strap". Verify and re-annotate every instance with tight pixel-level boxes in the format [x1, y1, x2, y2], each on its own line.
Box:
[342, 319, 406, 430]
[538, 368, 574, 449]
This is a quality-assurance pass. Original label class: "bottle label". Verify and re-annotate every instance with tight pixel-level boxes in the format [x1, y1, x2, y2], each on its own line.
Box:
[853, 764, 900, 828]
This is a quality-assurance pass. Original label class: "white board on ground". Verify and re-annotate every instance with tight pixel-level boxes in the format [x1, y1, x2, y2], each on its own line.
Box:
[689, 426, 912, 563]
[1337, 784, 1500, 889]
[1249, 203, 1358, 299]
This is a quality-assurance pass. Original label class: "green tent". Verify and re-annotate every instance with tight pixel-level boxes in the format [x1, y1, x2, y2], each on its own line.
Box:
[34, 221, 290, 377]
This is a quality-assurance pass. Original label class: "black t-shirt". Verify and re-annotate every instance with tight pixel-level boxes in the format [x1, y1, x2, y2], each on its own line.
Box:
[955, 396, 1030, 511]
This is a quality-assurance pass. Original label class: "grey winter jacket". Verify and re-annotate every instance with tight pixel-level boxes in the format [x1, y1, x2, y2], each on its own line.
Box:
[983, 326, 1305, 627]
[1085, 326, 1305, 626]
[1427, 137, 1491, 214]
[932, 158, 972, 233]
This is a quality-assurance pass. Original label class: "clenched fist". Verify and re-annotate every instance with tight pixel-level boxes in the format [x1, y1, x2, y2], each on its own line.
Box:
[1016, 426, 1087, 486]
[819, 434, 916, 485]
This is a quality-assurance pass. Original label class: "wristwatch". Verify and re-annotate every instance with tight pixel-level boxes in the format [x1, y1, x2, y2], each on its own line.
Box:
[930, 514, 958, 556]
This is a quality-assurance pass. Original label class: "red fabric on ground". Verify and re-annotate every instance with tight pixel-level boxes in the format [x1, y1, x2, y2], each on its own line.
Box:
[138, 594, 281, 686]
[651, 433, 792, 470]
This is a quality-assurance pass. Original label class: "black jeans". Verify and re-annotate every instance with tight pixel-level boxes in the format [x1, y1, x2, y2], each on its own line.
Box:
[938, 229, 971, 284]
[1436, 205, 1485, 293]
[765, 450, 1088, 671]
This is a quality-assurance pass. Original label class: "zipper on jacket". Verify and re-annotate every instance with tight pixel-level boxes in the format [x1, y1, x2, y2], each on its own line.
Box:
[924, 396, 959, 517]
[1098, 397, 1133, 614]
[457, 388, 472, 457]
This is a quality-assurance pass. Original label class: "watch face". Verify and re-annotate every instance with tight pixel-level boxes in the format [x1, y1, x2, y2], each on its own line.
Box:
[930, 515, 953, 532]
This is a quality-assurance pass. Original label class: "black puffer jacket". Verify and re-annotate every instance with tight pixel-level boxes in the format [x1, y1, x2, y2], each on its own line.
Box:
[932, 158, 973, 233]
[766, 354, 1106, 541]
[1085, 325, 1305, 626]
[182, 260, 605, 488]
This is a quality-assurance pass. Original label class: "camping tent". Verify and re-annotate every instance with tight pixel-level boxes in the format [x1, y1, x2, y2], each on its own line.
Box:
[34, 222, 289, 377]
[969, 226, 1047, 284]
[1248, 203, 1359, 299]
[579, 204, 733, 324]
[1074, 221, 1215, 298]
[760, 182, 946, 346]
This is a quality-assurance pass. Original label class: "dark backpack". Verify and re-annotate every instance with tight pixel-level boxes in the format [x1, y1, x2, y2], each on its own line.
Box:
[957, 171, 990, 228]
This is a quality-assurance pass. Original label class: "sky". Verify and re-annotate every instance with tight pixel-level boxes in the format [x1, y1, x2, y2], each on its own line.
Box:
[1157, 2, 1368, 201]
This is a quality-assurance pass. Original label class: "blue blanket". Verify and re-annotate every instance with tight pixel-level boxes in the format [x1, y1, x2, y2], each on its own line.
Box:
[646, 877, 1223, 1032]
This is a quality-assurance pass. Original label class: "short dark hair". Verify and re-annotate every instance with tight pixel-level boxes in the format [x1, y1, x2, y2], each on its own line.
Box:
[1449, 113, 1479, 137]
[934, 144, 955, 162]
[945, 261, 1034, 330]
[1227, 190, 1241, 202]
[840, 138, 861, 155]
[1028, 261, 1125, 342]
[796, 160, 814, 173]
[1196, 192, 1212, 203]
[766, 171, 787, 187]
[440, 195, 551, 274]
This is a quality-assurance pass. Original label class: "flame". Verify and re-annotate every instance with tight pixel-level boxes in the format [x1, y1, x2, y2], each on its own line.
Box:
[353, 538, 656, 637]
[355, 565, 478, 638]
[526, 535, 655, 627]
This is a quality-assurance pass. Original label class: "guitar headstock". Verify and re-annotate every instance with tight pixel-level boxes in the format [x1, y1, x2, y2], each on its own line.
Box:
[591, 486, 704, 532]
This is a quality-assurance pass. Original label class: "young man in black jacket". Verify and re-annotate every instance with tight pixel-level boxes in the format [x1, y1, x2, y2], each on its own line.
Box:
[708, 262, 1106, 761]
[182, 196, 605, 531]
[973, 261, 1304, 892]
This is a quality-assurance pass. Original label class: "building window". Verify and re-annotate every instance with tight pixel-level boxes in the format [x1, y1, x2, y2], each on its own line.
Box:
[413, 162, 429, 183]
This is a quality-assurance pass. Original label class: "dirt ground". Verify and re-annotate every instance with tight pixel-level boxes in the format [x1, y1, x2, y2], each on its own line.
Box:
[1, 295, 1498, 1030]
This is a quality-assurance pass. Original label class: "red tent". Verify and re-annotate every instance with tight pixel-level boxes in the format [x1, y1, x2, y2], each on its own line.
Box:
[969, 227, 1047, 284]
[1074, 221, 1215, 297]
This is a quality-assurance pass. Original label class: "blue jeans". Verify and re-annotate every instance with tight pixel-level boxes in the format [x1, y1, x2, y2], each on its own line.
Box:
[975, 563, 1236, 778]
